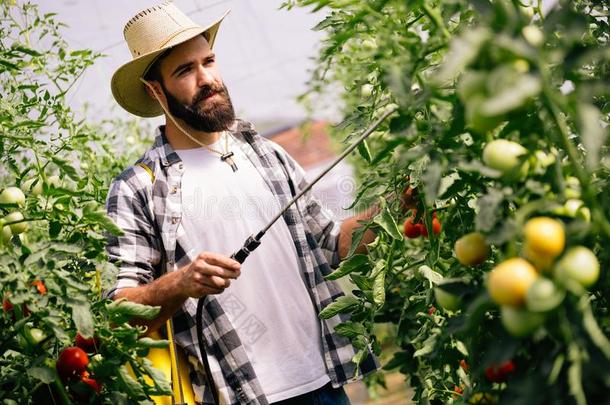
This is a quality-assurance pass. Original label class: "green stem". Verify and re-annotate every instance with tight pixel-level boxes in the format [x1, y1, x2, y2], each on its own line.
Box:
[421, 3, 450, 40]
[541, 90, 610, 239]
[52, 374, 73, 405]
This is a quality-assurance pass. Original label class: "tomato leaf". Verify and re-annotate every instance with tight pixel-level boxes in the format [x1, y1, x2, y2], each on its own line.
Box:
[357, 139, 372, 163]
[417, 265, 443, 285]
[578, 103, 606, 170]
[476, 189, 504, 232]
[373, 265, 386, 307]
[325, 254, 370, 280]
[117, 365, 147, 398]
[26, 366, 55, 384]
[433, 27, 491, 84]
[141, 358, 172, 395]
[334, 321, 366, 338]
[319, 296, 360, 319]
[136, 337, 169, 349]
[480, 74, 541, 116]
[70, 301, 94, 339]
[106, 299, 161, 322]
[413, 334, 437, 357]
[374, 205, 402, 240]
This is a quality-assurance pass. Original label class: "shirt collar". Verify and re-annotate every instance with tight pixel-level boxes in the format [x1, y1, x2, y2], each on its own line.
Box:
[152, 120, 258, 167]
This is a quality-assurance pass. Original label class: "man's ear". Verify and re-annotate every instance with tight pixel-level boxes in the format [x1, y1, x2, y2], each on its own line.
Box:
[143, 80, 164, 101]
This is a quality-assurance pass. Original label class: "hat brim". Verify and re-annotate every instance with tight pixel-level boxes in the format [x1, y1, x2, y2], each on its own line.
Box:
[111, 10, 230, 118]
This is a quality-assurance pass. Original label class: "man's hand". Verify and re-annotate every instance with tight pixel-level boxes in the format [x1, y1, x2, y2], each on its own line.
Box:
[113, 251, 241, 334]
[179, 252, 241, 298]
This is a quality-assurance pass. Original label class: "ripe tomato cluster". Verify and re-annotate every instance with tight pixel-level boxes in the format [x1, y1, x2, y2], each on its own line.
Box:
[56, 333, 101, 401]
[403, 210, 442, 239]
[2, 279, 47, 320]
[484, 360, 516, 383]
[487, 216, 600, 337]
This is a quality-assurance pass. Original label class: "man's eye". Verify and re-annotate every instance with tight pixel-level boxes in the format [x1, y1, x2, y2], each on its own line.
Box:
[205, 58, 215, 65]
[179, 67, 191, 75]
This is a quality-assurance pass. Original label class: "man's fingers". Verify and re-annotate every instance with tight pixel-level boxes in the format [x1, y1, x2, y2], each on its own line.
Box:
[198, 252, 241, 271]
[200, 275, 231, 290]
[194, 261, 240, 279]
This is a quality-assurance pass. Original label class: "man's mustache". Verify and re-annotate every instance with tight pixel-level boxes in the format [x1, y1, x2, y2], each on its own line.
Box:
[193, 83, 226, 105]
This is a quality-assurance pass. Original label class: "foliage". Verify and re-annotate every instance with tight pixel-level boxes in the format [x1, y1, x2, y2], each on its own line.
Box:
[285, 0, 610, 403]
[0, 2, 168, 403]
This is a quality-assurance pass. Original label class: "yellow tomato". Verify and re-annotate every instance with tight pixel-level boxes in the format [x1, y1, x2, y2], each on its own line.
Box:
[488, 258, 538, 307]
[523, 242, 554, 272]
[455, 232, 490, 266]
[523, 217, 565, 259]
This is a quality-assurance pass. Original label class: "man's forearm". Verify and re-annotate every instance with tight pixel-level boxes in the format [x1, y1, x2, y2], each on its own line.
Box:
[114, 268, 188, 334]
[338, 203, 380, 260]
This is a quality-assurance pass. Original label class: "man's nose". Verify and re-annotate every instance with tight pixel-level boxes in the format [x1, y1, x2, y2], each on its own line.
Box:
[195, 65, 215, 87]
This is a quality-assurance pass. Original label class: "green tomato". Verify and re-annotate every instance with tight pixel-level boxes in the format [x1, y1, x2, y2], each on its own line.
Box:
[29, 327, 47, 344]
[483, 139, 529, 180]
[554, 246, 600, 288]
[454, 232, 490, 266]
[362, 38, 377, 51]
[525, 277, 565, 312]
[360, 84, 373, 98]
[434, 287, 461, 311]
[501, 306, 545, 338]
[47, 175, 61, 188]
[522, 26, 544, 46]
[4, 211, 27, 234]
[564, 176, 581, 199]
[0, 187, 25, 206]
[512, 59, 530, 74]
[21, 178, 43, 197]
[1, 223, 12, 245]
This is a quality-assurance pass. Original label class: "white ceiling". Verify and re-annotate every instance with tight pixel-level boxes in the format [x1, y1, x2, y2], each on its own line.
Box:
[35, 0, 333, 130]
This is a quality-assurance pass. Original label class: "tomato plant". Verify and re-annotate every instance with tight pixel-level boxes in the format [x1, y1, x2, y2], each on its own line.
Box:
[0, 2, 173, 402]
[285, 0, 610, 402]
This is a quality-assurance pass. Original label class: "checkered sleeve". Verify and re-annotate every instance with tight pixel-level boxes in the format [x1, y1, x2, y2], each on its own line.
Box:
[104, 174, 161, 299]
[266, 140, 343, 270]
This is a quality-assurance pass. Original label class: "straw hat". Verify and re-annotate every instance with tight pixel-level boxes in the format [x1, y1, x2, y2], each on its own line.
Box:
[111, 1, 230, 117]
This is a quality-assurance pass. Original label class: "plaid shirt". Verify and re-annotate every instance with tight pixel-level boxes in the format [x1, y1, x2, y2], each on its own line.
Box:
[105, 119, 380, 404]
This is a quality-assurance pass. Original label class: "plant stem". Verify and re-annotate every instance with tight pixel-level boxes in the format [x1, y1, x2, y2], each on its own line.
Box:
[541, 90, 610, 239]
[421, 3, 450, 40]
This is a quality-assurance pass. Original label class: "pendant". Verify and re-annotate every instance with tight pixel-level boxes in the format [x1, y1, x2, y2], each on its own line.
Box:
[220, 151, 238, 172]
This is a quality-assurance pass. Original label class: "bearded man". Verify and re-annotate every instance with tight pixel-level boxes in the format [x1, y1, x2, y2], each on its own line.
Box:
[106, 2, 385, 404]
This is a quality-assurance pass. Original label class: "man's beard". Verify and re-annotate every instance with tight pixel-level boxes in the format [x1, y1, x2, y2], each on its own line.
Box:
[161, 81, 235, 133]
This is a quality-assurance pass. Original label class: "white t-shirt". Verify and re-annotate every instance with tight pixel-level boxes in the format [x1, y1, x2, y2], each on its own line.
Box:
[176, 133, 330, 403]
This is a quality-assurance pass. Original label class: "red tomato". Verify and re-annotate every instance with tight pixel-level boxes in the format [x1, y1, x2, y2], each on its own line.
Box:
[428, 306, 436, 315]
[403, 217, 421, 238]
[454, 385, 463, 395]
[401, 186, 418, 210]
[57, 347, 89, 382]
[70, 371, 102, 402]
[460, 359, 469, 373]
[75, 333, 99, 354]
[81, 376, 101, 393]
[2, 298, 13, 313]
[485, 360, 515, 383]
[2, 297, 30, 320]
[432, 217, 442, 235]
[32, 280, 47, 295]
[418, 223, 428, 237]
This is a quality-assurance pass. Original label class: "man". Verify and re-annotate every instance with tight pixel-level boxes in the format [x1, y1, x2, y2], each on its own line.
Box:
[107, 2, 401, 404]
